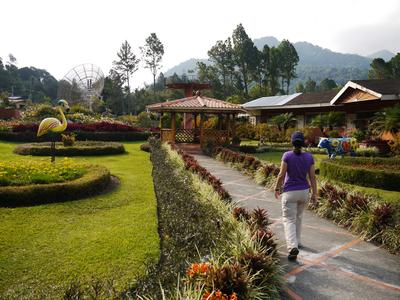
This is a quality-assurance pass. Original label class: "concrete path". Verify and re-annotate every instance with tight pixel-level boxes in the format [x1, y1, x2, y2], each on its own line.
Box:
[194, 154, 400, 300]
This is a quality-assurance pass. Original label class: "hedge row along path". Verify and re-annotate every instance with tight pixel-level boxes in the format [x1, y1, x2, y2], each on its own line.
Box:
[184, 148, 400, 300]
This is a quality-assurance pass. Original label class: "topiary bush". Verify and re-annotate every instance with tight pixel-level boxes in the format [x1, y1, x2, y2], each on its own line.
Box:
[0, 164, 111, 207]
[320, 157, 400, 191]
[14, 141, 126, 156]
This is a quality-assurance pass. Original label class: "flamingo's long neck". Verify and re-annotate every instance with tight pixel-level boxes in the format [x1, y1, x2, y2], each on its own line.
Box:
[58, 107, 67, 131]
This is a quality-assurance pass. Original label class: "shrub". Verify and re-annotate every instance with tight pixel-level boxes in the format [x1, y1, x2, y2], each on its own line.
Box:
[140, 143, 151, 152]
[355, 147, 380, 157]
[236, 123, 256, 140]
[0, 164, 111, 207]
[14, 141, 126, 156]
[320, 157, 400, 191]
[61, 133, 76, 147]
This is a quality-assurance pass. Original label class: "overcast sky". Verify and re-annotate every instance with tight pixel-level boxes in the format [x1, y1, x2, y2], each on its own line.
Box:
[1, 0, 399, 88]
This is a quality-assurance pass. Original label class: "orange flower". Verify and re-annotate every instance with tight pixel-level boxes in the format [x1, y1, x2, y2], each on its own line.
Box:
[229, 293, 238, 300]
[187, 262, 209, 277]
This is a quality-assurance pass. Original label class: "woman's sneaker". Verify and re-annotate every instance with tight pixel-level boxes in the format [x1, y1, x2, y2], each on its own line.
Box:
[288, 247, 299, 260]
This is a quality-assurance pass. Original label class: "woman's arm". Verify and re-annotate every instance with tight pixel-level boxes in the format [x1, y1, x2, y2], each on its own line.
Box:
[274, 160, 287, 199]
[308, 164, 317, 204]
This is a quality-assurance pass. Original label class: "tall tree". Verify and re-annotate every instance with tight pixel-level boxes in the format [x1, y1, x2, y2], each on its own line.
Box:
[208, 38, 235, 97]
[389, 53, 400, 79]
[277, 40, 299, 94]
[368, 58, 391, 79]
[140, 33, 165, 92]
[295, 82, 305, 93]
[268, 47, 282, 95]
[112, 41, 140, 92]
[305, 78, 317, 93]
[232, 24, 258, 98]
[319, 78, 337, 91]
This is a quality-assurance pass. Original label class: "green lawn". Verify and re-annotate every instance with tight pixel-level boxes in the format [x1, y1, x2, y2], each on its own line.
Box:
[0, 141, 159, 298]
[253, 150, 400, 205]
[253, 150, 327, 168]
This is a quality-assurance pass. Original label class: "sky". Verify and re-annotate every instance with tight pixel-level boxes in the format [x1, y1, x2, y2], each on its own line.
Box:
[1, 0, 399, 88]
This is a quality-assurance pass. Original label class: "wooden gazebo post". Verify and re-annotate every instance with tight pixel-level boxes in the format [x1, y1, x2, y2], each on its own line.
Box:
[200, 113, 205, 146]
[171, 112, 176, 144]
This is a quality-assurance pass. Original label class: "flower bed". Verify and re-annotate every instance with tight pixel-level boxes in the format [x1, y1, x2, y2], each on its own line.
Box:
[135, 139, 282, 298]
[0, 162, 111, 207]
[0, 159, 85, 186]
[320, 157, 400, 191]
[311, 181, 399, 253]
[11, 121, 159, 133]
[214, 147, 279, 190]
[0, 121, 158, 142]
[171, 144, 231, 200]
[14, 141, 126, 156]
[209, 147, 400, 253]
[0, 130, 153, 142]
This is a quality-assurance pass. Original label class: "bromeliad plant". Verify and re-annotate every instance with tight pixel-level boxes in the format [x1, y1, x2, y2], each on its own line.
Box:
[171, 144, 231, 201]
[312, 181, 399, 253]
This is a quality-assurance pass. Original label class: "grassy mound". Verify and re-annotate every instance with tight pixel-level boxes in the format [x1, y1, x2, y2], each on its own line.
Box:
[14, 141, 125, 156]
[0, 162, 111, 207]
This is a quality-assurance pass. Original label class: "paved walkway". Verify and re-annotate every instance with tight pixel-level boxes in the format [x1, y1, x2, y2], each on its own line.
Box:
[193, 153, 400, 300]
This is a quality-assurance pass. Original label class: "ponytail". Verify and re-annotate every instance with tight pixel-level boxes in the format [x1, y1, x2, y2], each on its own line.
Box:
[293, 140, 303, 155]
[293, 146, 302, 155]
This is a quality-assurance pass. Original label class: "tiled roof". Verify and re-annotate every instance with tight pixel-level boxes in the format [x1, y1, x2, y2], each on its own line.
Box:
[351, 79, 400, 95]
[147, 95, 243, 112]
[286, 90, 338, 105]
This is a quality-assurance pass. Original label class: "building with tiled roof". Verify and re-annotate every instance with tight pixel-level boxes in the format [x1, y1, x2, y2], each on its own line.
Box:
[243, 79, 400, 130]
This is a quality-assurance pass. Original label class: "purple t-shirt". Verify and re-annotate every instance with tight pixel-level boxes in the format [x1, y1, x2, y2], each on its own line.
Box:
[282, 151, 314, 192]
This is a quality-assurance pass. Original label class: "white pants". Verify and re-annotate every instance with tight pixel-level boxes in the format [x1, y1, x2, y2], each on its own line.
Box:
[281, 189, 309, 250]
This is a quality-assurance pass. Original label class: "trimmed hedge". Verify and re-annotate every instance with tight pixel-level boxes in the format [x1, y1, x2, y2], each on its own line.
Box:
[14, 141, 125, 156]
[320, 157, 400, 191]
[0, 165, 111, 207]
[0, 130, 153, 142]
[142, 139, 281, 298]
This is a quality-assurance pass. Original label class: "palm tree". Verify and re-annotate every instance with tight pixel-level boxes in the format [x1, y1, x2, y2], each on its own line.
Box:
[310, 112, 345, 131]
[369, 104, 400, 136]
[270, 112, 296, 136]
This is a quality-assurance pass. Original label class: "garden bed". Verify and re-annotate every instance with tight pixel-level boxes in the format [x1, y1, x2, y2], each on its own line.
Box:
[210, 147, 400, 253]
[14, 141, 126, 156]
[320, 157, 400, 191]
[0, 130, 153, 142]
[135, 139, 282, 298]
[0, 162, 111, 207]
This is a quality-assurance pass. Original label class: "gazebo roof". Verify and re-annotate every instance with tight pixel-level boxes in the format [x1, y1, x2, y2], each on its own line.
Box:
[146, 94, 244, 114]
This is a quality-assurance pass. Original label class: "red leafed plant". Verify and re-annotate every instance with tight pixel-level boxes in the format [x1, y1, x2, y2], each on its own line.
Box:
[372, 203, 394, 228]
[172, 145, 231, 201]
[233, 207, 251, 221]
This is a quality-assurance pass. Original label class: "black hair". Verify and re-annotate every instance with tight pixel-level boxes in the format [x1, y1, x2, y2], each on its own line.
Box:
[292, 140, 303, 155]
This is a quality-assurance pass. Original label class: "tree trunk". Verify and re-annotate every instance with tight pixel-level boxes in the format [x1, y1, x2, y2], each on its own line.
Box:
[153, 73, 156, 95]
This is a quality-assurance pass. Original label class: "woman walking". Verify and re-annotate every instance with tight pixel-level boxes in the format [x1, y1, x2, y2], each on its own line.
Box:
[274, 131, 317, 260]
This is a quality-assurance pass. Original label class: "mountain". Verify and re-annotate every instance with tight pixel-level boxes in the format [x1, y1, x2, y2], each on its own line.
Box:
[164, 58, 210, 77]
[293, 41, 370, 69]
[164, 37, 380, 88]
[368, 50, 396, 61]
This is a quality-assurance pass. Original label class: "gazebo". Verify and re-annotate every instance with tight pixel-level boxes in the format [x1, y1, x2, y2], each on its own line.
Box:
[146, 92, 245, 145]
